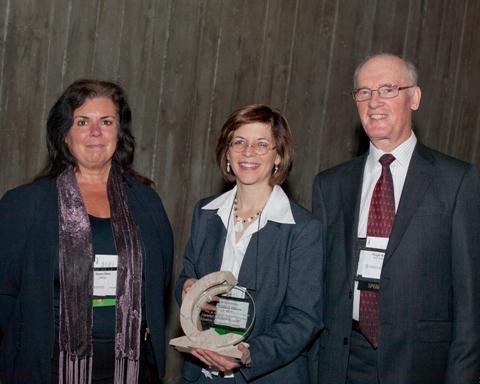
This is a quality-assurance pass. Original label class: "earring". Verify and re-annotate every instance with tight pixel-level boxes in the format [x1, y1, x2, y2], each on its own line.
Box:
[273, 165, 279, 175]
[227, 161, 231, 174]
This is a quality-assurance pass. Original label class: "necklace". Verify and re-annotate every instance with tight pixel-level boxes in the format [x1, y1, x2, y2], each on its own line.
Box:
[233, 197, 263, 233]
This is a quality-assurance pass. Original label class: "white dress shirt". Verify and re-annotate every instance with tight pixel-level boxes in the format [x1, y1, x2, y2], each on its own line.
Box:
[352, 132, 417, 320]
[202, 184, 295, 278]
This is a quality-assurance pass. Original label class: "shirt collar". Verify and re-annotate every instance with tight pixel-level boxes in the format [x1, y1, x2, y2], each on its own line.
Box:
[260, 185, 295, 226]
[201, 186, 237, 229]
[201, 185, 295, 229]
[367, 131, 417, 168]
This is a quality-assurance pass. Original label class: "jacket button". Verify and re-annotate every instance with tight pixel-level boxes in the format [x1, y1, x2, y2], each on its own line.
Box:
[343, 337, 349, 345]
[349, 291, 353, 299]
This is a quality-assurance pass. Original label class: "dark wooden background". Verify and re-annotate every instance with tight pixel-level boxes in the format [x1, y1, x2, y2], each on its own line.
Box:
[0, 0, 479, 382]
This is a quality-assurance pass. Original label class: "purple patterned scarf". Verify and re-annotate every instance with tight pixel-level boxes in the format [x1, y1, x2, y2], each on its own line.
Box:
[56, 164, 143, 384]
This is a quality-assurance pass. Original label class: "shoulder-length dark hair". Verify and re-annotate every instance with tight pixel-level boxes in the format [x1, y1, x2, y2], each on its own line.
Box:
[216, 104, 294, 185]
[38, 79, 152, 185]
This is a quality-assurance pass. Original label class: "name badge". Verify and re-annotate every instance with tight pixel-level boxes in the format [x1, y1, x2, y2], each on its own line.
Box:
[355, 235, 389, 292]
[93, 254, 117, 307]
[357, 250, 384, 280]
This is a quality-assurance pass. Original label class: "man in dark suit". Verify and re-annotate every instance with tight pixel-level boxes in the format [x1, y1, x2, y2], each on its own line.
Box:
[311, 53, 480, 384]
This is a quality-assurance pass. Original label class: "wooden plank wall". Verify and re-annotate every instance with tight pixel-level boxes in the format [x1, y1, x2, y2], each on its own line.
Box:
[0, 0, 479, 382]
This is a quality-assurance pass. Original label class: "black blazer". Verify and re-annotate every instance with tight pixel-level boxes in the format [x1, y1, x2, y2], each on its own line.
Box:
[0, 176, 173, 383]
[311, 143, 480, 384]
[175, 195, 324, 383]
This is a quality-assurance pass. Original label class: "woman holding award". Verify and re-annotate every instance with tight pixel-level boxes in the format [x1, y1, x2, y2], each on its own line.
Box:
[176, 104, 324, 383]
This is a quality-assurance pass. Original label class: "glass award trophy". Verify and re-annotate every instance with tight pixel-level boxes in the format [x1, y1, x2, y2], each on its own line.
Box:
[169, 271, 255, 359]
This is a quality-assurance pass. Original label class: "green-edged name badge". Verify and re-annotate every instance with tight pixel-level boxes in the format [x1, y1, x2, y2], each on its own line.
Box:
[93, 254, 118, 307]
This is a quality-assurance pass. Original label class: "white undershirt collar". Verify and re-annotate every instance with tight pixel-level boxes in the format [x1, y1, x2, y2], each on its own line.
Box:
[202, 184, 295, 228]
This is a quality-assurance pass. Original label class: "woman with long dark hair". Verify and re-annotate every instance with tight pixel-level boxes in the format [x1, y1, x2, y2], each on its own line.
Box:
[0, 79, 173, 383]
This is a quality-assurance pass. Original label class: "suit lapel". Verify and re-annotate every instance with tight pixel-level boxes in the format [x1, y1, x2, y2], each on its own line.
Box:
[204, 214, 227, 273]
[342, 155, 368, 281]
[384, 144, 435, 264]
[46, 182, 60, 269]
[237, 221, 280, 291]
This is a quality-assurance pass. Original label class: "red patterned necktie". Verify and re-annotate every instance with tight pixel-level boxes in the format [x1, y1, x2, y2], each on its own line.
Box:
[359, 153, 395, 348]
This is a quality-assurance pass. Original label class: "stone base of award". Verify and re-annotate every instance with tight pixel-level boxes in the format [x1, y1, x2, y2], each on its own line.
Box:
[169, 271, 255, 359]
[170, 329, 246, 359]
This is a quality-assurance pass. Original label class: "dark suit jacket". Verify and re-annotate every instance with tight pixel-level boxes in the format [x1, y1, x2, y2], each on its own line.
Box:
[0, 176, 173, 383]
[311, 143, 480, 384]
[175, 195, 324, 383]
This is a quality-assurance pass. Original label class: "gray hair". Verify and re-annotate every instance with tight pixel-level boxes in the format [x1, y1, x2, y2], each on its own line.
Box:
[353, 53, 418, 89]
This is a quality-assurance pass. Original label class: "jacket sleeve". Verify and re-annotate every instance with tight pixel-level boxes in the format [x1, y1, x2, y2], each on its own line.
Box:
[148, 189, 174, 288]
[312, 174, 327, 222]
[445, 165, 480, 383]
[127, 182, 174, 290]
[308, 174, 328, 383]
[240, 217, 324, 380]
[0, 189, 29, 331]
[174, 201, 202, 305]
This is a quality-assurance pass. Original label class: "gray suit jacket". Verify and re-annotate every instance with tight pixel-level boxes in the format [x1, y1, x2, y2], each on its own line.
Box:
[311, 143, 480, 384]
[175, 195, 324, 383]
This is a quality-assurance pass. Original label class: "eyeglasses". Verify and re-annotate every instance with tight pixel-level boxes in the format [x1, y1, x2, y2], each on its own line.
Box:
[229, 139, 276, 155]
[352, 84, 415, 102]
